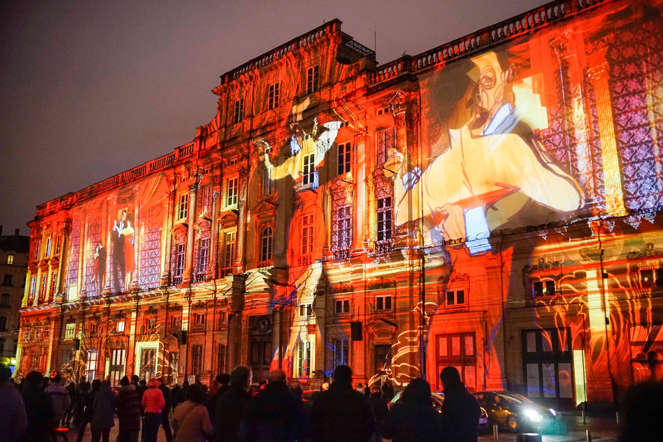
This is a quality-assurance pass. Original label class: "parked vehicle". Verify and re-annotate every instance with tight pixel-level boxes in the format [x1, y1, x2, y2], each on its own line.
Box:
[473, 391, 565, 434]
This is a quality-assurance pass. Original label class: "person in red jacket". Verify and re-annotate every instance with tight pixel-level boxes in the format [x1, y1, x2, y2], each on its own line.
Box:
[141, 378, 165, 442]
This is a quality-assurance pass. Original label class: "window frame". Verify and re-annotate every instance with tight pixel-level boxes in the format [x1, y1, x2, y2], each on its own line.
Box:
[337, 142, 352, 175]
[233, 98, 244, 124]
[306, 65, 320, 94]
[178, 193, 189, 221]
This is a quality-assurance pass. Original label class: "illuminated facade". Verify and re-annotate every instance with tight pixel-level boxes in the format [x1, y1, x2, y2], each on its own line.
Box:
[18, 0, 663, 406]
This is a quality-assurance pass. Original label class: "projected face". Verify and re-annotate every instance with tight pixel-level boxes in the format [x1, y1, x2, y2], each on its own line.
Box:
[392, 50, 584, 255]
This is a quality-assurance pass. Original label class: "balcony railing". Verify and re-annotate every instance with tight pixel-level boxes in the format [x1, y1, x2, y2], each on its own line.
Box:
[375, 239, 394, 256]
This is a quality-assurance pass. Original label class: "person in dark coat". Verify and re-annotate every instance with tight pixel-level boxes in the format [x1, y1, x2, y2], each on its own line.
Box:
[206, 373, 230, 422]
[116, 376, 142, 442]
[439, 367, 480, 442]
[368, 384, 388, 441]
[22, 370, 55, 442]
[158, 378, 174, 442]
[0, 365, 27, 442]
[74, 380, 94, 442]
[311, 365, 375, 442]
[382, 378, 440, 442]
[91, 380, 115, 442]
[250, 370, 300, 442]
[214, 366, 253, 442]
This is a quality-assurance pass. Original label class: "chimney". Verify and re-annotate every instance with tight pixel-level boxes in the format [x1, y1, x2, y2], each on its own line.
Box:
[15, 228, 20, 236]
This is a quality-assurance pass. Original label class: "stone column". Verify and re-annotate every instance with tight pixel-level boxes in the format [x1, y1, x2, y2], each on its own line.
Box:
[233, 169, 249, 274]
[207, 187, 220, 280]
[183, 182, 199, 285]
[161, 186, 177, 286]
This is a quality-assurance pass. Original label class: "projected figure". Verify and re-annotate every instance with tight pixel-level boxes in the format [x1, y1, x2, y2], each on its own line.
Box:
[93, 242, 106, 295]
[389, 51, 584, 254]
[123, 219, 135, 289]
[111, 210, 127, 292]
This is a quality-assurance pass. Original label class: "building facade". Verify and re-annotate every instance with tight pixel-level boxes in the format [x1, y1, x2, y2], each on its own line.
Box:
[18, 0, 663, 407]
[1, 227, 29, 370]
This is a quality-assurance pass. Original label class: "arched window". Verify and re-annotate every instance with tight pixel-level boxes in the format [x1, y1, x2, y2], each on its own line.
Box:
[260, 227, 273, 263]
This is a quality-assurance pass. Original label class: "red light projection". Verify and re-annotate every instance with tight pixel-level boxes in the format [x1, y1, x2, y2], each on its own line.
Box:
[17, 0, 663, 406]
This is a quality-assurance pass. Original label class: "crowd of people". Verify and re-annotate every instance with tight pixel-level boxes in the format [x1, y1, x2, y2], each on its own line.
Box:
[1, 362, 660, 442]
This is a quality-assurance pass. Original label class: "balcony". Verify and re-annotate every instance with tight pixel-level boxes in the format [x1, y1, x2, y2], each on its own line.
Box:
[374, 239, 394, 256]
[332, 249, 350, 261]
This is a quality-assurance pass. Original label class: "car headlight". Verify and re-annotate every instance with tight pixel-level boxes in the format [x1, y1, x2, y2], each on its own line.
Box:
[523, 407, 543, 422]
[549, 408, 557, 417]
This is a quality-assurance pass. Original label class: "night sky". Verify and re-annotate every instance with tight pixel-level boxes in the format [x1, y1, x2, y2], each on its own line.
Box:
[1, 0, 546, 235]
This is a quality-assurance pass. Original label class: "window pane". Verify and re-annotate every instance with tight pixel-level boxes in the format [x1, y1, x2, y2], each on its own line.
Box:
[542, 333, 553, 352]
[526, 363, 541, 397]
[457, 290, 465, 304]
[542, 362, 557, 398]
[438, 336, 448, 357]
[526, 332, 537, 353]
[464, 365, 476, 391]
[464, 335, 474, 356]
[447, 291, 454, 305]
[451, 336, 461, 356]
[558, 362, 573, 398]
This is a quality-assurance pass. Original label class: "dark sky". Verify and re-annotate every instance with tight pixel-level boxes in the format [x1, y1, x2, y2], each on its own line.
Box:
[1, 0, 546, 234]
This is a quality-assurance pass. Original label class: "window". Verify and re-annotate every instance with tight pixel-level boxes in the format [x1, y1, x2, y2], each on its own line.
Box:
[301, 214, 314, 256]
[302, 153, 315, 186]
[299, 304, 313, 317]
[193, 313, 206, 328]
[337, 142, 352, 175]
[34, 240, 40, 261]
[45, 237, 52, 257]
[0, 316, 7, 331]
[223, 232, 236, 269]
[446, 290, 466, 306]
[199, 185, 212, 214]
[217, 311, 226, 327]
[55, 236, 61, 255]
[523, 329, 572, 399]
[50, 272, 58, 298]
[436, 333, 477, 391]
[641, 269, 654, 288]
[545, 280, 555, 296]
[333, 338, 349, 367]
[86, 349, 98, 381]
[6, 255, 14, 265]
[217, 343, 226, 373]
[260, 227, 273, 264]
[226, 177, 238, 207]
[39, 275, 47, 300]
[376, 127, 395, 167]
[173, 243, 185, 284]
[29, 276, 36, 296]
[233, 98, 244, 124]
[296, 340, 311, 377]
[170, 316, 182, 330]
[142, 318, 156, 333]
[377, 197, 393, 242]
[262, 166, 274, 196]
[2, 274, 12, 286]
[376, 295, 392, 311]
[0, 339, 4, 354]
[196, 238, 210, 281]
[533, 280, 555, 297]
[375, 344, 391, 373]
[178, 194, 189, 221]
[335, 299, 350, 314]
[268, 82, 280, 110]
[192, 344, 203, 376]
[65, 323, 75, 340]
[332, 205, 352, 258]
[1, 294, 9, 306]
[306, 65, 319, 94]
[109, 348, 126, 387]
[116, 321, 125, 333]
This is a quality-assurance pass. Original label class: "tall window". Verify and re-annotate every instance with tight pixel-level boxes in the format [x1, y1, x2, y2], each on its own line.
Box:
[233, 98, 244, 124]
[173, 244, 185, 284]
[55, 235, 61, 254]
[523, 329, 572, 399]
[332, 205, 352, 258]
[65, 323, 75, 340]
[217, 343, 226, 374]
[199, 185, 212, 214]
[377, 197, 393, 242]
[86, 349, 98, 381]
[3, 274, 12, 286]
[39, 274, 47, 301]
[376, 127, 395, 167]
[34, 240, 40, 261]
[296, 340, 311, 378]
[301, 214, 314, 256]
[196, 238, 210, 281]
[178, 194, 189, 220]
[0, 316, 7, 331]
[226, 177, 238, 207]
[262, 166, 274, 196]
[306, 65, 319, 94]
[29, 276, 36, 296]
[268, 83, 280, 110]
[260, 227, 273, 264]
[302, 154, 315, 186]
[109, 348, 126, 387]
[333, 338, 349, 367]
[191, 344, 203, 376]
[1, 294, 9, 306]
[337, 142, 352, 175]
[436, 333, 477, 392]
[6, 255, 13, 265]
[223, 232, 236, 269]
[50, 272, 58, 299]
[45, 237, 52, 257]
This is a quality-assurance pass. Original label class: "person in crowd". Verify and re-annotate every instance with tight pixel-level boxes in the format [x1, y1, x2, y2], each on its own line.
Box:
[291, 382, 312, 442]
[382, 378, 440, 442]
[206, 373, 230, 422]
[368, 384, 388, 441]
[618, 380, 663, 442]
[176, 381, 189, 407]
[141, 378, 166, 442]
[63, 378, 77, 426]
[46, 373, 71, 429]
[22, 370, 54, 442]
[172, 383, 214, 442]
[158, 378, 174, 442]
[214, 366, 254, 442]
[116, 376, 142, 442]
[312, 365, 375, 442]
[381, 381, 395, 403]
[138, 379, 148, 400]
[74, 380, 94, 442]
[251, 369, 300, 442]
[91, 380, 115, 442]
[0, 365, 27, 442]
[439, 366, 480, 442]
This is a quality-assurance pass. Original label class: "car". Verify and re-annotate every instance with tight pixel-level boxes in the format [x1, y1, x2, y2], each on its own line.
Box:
[473, 391, 565, 434]
[389, 390, 490, 433]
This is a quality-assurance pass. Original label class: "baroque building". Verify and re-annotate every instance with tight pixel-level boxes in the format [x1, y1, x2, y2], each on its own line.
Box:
[18, 0, 663, 407]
